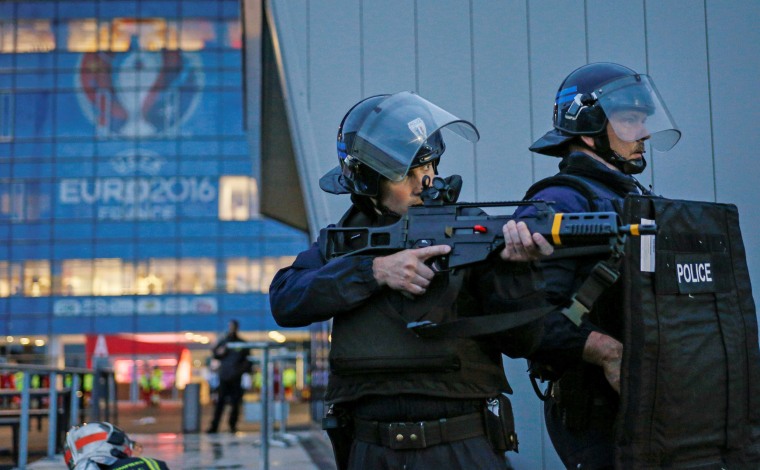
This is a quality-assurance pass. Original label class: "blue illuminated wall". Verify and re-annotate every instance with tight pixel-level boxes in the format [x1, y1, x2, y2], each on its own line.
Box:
[0, 0, 309, 336]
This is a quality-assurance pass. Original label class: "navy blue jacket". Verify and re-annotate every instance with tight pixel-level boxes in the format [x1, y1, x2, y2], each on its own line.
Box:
[518, 152, 644, 372]
[269, 206, 548, 403]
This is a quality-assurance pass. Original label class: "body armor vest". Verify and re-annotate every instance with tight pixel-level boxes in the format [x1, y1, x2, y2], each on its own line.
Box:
[325, 207, 509, 405]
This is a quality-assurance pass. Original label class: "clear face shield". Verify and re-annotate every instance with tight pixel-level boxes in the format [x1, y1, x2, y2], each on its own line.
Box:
[350, 91, 480, 181]
[596, 74, 681, 151]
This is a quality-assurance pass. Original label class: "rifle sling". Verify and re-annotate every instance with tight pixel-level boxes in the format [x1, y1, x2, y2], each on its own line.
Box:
[407, 304, 555, 339]
[561, 259, 621, 327]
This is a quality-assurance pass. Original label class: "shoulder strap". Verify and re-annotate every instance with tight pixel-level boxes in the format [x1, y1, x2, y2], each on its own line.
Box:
[524, 174, 604, 212]
[407, 304, 555, 339]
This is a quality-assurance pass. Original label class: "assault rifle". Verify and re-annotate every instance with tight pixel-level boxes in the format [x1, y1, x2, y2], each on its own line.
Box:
[319, 175, 656, 270]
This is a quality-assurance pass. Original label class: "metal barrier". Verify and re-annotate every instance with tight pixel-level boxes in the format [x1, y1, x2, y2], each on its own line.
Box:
[230, 341, 304, 470]
[0, 363, 116, 469]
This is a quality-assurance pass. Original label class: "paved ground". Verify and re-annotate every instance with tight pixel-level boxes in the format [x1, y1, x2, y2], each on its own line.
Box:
[0, 400, 336, 470]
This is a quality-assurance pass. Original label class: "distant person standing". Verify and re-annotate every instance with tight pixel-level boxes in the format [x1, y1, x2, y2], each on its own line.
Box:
[149, 366, 164, 407]
[206, 319, 250, 434]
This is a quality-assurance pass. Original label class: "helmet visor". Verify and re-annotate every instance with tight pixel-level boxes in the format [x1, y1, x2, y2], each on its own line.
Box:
[597, 74, 681, 151]
[351, 91, 479, 182]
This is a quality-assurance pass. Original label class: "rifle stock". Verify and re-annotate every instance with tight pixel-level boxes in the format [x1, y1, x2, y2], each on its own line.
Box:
[319, 199, 655, 269]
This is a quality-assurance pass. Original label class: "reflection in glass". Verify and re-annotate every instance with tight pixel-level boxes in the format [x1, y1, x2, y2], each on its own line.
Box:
[61, 260, 93, 296]
[219, 176, 258, 221]
[24, 260, 51, 297]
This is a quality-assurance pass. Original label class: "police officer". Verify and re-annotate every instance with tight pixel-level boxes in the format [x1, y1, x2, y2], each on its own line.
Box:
[207, 319, 250, 434]
[270, 92, 553, 470]
[520, 62, 681, 469]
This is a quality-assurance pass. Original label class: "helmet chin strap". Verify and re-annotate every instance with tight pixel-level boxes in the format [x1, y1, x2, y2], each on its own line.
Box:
[591, 133, 647, 175]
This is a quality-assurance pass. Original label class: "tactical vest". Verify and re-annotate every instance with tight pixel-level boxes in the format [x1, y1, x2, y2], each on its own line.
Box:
[325, 207, 510, 405]
[525, 173, 628, 425]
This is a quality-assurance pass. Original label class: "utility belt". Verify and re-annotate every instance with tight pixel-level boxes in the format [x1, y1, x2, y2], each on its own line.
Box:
[354, 412, 485, 450]
[323, 395, 517, 469]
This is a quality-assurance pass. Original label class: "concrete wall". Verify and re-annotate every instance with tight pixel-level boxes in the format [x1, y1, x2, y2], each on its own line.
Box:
[266, 1, 760, 467]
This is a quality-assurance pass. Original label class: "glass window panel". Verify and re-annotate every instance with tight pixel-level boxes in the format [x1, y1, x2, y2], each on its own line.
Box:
[256, 256, 295, 293]
[59, 1, 97, 19]
[141, 1, 180, 19]
[0, 261, 10, 297]
[136, 258, 177, 295]
[225, 19, 241, 49]
[93, 258, 133, 296]
[0, 92, 11, 140]
[222, 1, 240, 19]
[14, 91, 53, 138]
[14, 72, 54, 90]
[0, 182, 10, 220]
[181, 2, 216, 19]
[66, 19, 98, 52]
[8, 181, 53, 221]
[0, 22, 14, 53]
[177, 258, 215, 294]
[225, 257, 248, 293]
[135, 19, 170, 51]
[99, 1, 138, 20]
[180, 19, 215, 51]
[18, 2, 56, 19]
[61, 259, 93, 296]
[10, 262, 21, 296]
[23, 260, 51, 297]
[218, 176, 257, 221]
[16, 20, 56, 53]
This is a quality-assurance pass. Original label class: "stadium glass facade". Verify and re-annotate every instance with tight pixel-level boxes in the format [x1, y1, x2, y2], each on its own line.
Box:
[0, 0, 308, 356]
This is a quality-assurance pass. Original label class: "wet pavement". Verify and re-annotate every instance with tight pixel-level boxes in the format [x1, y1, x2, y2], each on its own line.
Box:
[26, 429, 334, 470]
[1, 400, 336, 470]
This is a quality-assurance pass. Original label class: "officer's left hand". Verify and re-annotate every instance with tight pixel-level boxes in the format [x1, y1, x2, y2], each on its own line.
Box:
[500, 220, 554, 262]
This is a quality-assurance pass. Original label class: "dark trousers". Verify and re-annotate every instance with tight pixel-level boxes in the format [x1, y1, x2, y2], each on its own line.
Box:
[209, 378, 243, 432]
[544, 397, 614, 470]
[348, 435, 508, 470]
[345, 395, 509, 470]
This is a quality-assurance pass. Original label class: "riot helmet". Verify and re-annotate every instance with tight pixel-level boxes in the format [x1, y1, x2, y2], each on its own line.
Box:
[530, 62, 680, 174]
[64, 421, 133, 469]
[319, 91, 479, 196]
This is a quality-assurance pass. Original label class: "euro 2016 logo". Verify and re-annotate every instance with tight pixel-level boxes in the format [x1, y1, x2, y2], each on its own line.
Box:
[77, 44, 204, 137]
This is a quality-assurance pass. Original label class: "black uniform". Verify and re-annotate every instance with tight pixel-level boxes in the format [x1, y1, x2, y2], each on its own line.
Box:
[207, 331, 250, 433]
[520, 152, 646, 470]
[270, 206, 545, 469]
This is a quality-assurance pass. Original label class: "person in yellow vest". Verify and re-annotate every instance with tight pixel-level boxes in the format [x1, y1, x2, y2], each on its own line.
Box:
[138, 369, 152, 407]
[282, 367, 296, 401]
[149, 366, 164, 407]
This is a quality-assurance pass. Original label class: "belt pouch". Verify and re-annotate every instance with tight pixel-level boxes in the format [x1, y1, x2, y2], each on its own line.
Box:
[322, 405, 353, 470]
[484, 394, 519, 452]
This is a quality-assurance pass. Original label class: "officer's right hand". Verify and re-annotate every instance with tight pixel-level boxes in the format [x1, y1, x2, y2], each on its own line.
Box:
[372, 245, 451, 296]
[582, 331, 622, 393]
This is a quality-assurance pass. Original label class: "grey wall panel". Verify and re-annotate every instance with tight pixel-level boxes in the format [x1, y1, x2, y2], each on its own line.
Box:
[362, 0, 417, 96]
[472, 0, 534, 202]
[417, 0, 477, 200]
[308, 0, 364, 223]
[267, 0, 328, 236]
[706, 0, 760, 303]
[585, 0, 653, 190]
[646, 1, 714, 201]
[473, 2, 561, 468]
[284, 0, 309, 101]
[586, 0, 647, 70]
[527, 0, 588, 182]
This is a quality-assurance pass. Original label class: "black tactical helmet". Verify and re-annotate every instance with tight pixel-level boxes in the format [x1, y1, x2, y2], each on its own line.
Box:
[530, 62, 680, 171]
[320, 92, 468, 196]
